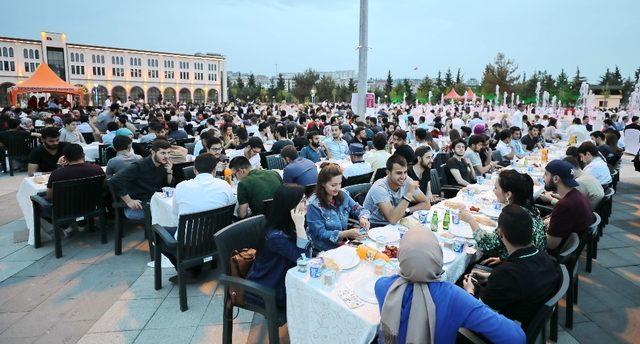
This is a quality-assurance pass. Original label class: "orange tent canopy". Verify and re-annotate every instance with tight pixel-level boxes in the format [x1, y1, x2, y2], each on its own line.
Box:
[463, 88, 476, 99]
[7, 63, 84, 106]
[443, 88, 462, 100]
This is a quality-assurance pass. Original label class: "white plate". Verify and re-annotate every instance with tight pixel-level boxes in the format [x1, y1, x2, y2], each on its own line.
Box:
[321, 246, 359, 270]
[368, 226, 401, 244]
[349, 277, 378, 304]
[480, 207, 501, 219]
[448, 225, 474, 239]
[442, 247, 456, 264]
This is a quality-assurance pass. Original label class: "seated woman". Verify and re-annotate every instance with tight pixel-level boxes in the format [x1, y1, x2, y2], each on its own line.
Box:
[245, 183, 311, 307]
[375, 229, 525, 344]
[460, 169, 547, 265]
[306, 164, 370, 252]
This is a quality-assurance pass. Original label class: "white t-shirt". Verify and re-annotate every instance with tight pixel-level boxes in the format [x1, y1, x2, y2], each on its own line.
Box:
[583, 157, 612, 185]
[227, 148, 261, 169]
[496, 140, 513, 160]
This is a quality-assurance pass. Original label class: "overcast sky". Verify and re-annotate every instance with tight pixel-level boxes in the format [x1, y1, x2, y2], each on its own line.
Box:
[3, 0, 639, 82]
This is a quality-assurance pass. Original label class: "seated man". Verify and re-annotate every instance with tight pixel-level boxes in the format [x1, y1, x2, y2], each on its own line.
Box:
[101, 122, 119, 146]
[106, 135, 140, 177]
[464, 135, 497, 178]
[509, 126, 527, 158]
[42, 143, 105, 234]
[520, 124, 544, 151]
[445, 139, 475, 187]
[270, 125, 294, 154]
[540, 157, 604, 209]
[227, 136, 264, 169]
[495, 130, 515, 161]
[577, 142, 612, 186]
[343, 143, 372, 178]
[109, 139, 174, 219]
[391, 129, 415, 164]
[323, 124, 349, 160]
[463, 204, 561, 329]
[0, 118, 32, 170]
[407, 146, 434, 197]
[229, 156, 283, 218]
[365, 132, 392, 172]
[58, 116, 86, 144]
[299, 131, 326, 163]
[139, 121, 164, 144]
[281, 145, 318, 187]
[28, 127, 67, 176]
[542, 160, 593, 252]
[363, 154, 430, 225]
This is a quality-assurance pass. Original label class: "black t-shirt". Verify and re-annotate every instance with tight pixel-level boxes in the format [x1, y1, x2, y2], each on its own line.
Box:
[520, 134, 541, 151]
[47, 162, 105, 189]
[407, 166, 431, 194]
[394, 144, 415, 164]
[445, 156, 472, 186]
[29, 142, 67, 173]
[293, 136, 309, 150]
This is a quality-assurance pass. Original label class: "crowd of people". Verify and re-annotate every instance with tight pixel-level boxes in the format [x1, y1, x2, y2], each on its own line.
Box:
[0, 95, 634, 343]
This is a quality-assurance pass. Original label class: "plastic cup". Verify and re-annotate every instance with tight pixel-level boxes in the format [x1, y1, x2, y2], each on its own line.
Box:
[323, 269, 336, 287]
[297, 257, 308, 273]
[162, 187, 174, 198]
[309, 258, 323, 278]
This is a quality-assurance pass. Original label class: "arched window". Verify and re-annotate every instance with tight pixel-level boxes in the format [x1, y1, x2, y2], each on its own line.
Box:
[34, 50, 39, 59]
[80, 54, 84, 62]
[24, 49, 28, 58]
[2, 47, 7, 57]
[8, 47, 13, 57]
[92, 55, 96, 63]
[112, 56, 115, 64]
[70, 53, 75, 62]
[100, 55, 105, 64]
[29, 49, 34, 59]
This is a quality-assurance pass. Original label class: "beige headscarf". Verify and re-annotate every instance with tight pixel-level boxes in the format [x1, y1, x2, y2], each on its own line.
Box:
[380, 229, 444, 344]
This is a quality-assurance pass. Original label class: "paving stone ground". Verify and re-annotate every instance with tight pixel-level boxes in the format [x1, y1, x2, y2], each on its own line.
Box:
[1, 157, 639, 344]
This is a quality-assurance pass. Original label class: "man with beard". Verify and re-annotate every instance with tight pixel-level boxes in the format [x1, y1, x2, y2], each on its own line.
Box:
[110, 139, 174, 220]
[323, 124, 349, 160]
[391, 129, 415, 164]
[407, 146, 435, 198]
[446, 140, 476, 187]
[28, 127, 67, 176]
[299, 131, 326, 163]
[464, 135, 497, 177]
[520, 125, 544, 151]
[542, 160, 593, 252]
[351, 127, 368, 147]
[363, 154, 431, 225]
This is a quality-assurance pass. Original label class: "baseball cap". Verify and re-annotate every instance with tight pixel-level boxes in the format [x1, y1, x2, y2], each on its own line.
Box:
[348, 143, 365, 156]
[247, 136, 265, 151]
[545, 160, 579, 187]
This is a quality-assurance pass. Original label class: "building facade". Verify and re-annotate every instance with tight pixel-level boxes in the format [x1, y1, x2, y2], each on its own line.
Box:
[0, 32, 227, 107]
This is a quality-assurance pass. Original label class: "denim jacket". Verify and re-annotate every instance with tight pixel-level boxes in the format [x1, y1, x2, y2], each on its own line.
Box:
[306, 190, 370, 252]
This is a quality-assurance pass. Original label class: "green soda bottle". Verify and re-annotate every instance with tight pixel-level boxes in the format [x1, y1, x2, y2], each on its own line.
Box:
[443, 210, 451, 231]
[430, 211, 439, 232]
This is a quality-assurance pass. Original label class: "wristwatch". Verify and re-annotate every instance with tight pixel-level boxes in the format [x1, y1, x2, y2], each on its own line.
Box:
[402, 196, 412, 203]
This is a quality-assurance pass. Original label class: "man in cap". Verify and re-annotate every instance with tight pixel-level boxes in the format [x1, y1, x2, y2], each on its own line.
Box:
[542, 159, 594, 252]
[343, 143, 372, 178]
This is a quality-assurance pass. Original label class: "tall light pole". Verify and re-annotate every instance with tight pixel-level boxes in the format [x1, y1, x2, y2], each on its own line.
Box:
[357, 0, 368, 116]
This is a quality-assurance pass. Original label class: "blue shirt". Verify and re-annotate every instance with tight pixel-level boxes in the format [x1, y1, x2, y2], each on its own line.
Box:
[510, 139, 526, 156]
[283, 157, 318, 186]
[306, 191, 370, 251]
[246, 229, 310, 306]
[102, 131, 116, 146]
[299, 145, 325, 163]
[375, 276, 525, 344]
[323, 137, 349, 160]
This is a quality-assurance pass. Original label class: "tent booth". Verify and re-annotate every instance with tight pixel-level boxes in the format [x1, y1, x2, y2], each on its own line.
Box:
[443, 88, 462, 100]
[7, 63, 85, 106]
[463, 88, 476, 100]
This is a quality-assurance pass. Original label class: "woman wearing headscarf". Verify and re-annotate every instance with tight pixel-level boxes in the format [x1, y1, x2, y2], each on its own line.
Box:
[375, 229, 525, 344]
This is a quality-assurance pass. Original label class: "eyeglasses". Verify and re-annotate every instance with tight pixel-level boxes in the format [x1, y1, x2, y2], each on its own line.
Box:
[209, 146, 223, 151]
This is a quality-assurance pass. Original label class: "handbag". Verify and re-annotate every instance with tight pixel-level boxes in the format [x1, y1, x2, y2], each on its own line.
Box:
[228, 248, 256, 305]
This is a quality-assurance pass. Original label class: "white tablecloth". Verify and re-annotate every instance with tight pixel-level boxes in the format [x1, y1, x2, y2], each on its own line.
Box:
[81, 142, 101, 162]
[150, 192, 176, 227]
[286, 226, 477, 344]
[16, 176, 50, 245]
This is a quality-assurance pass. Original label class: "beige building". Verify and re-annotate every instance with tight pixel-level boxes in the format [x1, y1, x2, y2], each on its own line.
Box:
[0, 32, 227, 107]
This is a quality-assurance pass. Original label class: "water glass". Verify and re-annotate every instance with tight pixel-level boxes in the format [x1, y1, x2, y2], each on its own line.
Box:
[322, 269, 336, 287]
[297, 257, 308, 273]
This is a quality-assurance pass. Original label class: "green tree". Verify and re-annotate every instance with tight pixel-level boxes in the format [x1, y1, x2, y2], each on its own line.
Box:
[247, 74, 257, 88]
[555, 69, 571, 104]
[403, 79, 414, 104]
[291, 69, 319, 102]
[417, 75, 433, 102]
[236, 76, 245, 89]
[622, 77, 635, 104]
[634, 67, 640, 83]
[347, 78, 356, 93]
[611, 66, 623, 85]
[599, 68, 612, 86]
[384, 70, 393, 99]
[444, 68, 454, 88]
[315, 75, 337, 102]
[571, 67, 586, 99]
[541, 71, 556, 94]
[434, 71, 444, 97]
[480, 53, 519, 95]
[276, 73, 286, 91]
[455, 68, 462, 85]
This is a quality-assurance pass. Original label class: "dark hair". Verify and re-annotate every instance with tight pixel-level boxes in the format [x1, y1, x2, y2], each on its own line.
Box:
[266, 184, 306, 237]
[415, 128, 427, 141]
[275, 125, 287, 138]
[563, 156, 581, 169]
[109, 103, 120, 112]
[168, 121, 179, 131]
[205, 136, 223, 148]
[460, 126, 472, 136]
[497, 169, 535, 208]
[498, 130, 511, 141]
[307, 130, 320, 141]
[386, 153, 407, 171]
[577, 141, 599, 157]
[150, 138, 171, 151]
[193, 153, 217, 174]
[7, 118, 20, 129]
[63, 143, 84, 161]
[565, 146, 579, 159]
[258, 122, 270, 131]
[632, 116, 639, 122]
[107, 122, 119, 132]
[590, 131, 605, 141]
[509, 126, 521, 135]
[315, 164, 344, 209]
[572, 118, 582, 125]
[449, 129, 461, 142]
[229, 156, 251, 170]
[498, 204, 533, 247]
[149, 121, 164, 133]
[236, 126, 248, 141]
[451, 139, 467, 149]
[548, 117, 557, 127]
[112, 135, 132, 151]
[468, 134, 485, 146]
[392, 129, 407, 141]
[280, 144, 299, 161]
[41, 126, 61, 139]
[373, 132, 387, 150]
[415, 145, 432, 160]
[63, 116, 76, 126]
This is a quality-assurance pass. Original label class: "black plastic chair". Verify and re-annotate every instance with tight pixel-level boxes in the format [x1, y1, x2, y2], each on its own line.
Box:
[82, 132, 95, 144]
[429, 168, 461, 199]
[132, 142, 150, 157]
[304, 183, 316, 197]
[584, 212, 601, 273]
[106, 179, 153, 258]
[31, 175, 106, 258]
[214, 215, 283, 344]
[372, 167, 386, 182]
[97, 144, 117, 166]
[175, 137, 196, 147]
[154, 204, 235, 311]
[610, 169, 619, 191]
[550, 232, 579, 340]
[185, 142, 196, 155]
[491, 150, 502, 162]
[343, 171, 373, 187]
[263, 198, 274, 218]
[182, 166, 196, 181]
[171, 160, 194, 185]
[266, 154, 285, 170]
[595, 188, 615, 237]
[525, 265, 569, 344]
[343, 182, 372, 205]
[2, 133, 32, 176]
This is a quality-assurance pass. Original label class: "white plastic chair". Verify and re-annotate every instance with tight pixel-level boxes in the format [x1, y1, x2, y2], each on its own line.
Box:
[623, 129, 640, 155]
